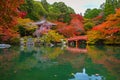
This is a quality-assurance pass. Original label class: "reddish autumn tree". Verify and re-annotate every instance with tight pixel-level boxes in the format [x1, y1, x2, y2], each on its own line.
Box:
[0, 0, 24, 42]
[19, 11, 27, 18]
[70, 14, 85, 35]
[92, 8, 120, 36]
[59, 25, 77, 37]
[55, 14, 85, 37]
[88, 8, 120, 44]
[54, 21, 67, 31]
[70, 14, 84, 21]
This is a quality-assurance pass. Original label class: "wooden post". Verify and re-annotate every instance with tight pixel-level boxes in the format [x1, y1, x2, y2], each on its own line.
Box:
[76, 40, 78, 48]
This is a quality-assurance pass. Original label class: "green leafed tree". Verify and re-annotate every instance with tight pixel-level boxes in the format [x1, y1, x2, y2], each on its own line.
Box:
[84, 8, 102, 19]
[84, 21, 95, 31]
[50, 2, 75, 23]
[104, 0, 115, 17]
[20, 0, 75, 23]
[103, 0, 120, 18]
[20, 0, 47, 21]
[41, 0, 49, 12]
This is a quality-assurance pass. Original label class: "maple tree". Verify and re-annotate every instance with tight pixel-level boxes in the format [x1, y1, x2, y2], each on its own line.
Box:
[55, 14, 85, 37]
[70, 14, 84, 33]
[87, 8, 120, 44]
[59, 25, 77, 37]
[0, 0, 24, 42]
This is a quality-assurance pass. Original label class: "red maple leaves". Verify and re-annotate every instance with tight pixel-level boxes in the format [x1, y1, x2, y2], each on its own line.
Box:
[92, 8, 120, 36]
[55, 14, 85, 37]
[0, 0, 24, 42]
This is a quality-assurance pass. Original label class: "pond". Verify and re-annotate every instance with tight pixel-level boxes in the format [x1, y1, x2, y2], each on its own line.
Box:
[0, 45, 120, 80]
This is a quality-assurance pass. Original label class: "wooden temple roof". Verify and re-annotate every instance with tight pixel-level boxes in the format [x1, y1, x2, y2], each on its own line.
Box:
[67, 36, 88, 41]
[34, 19, 56, 26]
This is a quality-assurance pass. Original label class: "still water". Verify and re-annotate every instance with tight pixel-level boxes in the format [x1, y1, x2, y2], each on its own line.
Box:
[0, 45, 120, 80]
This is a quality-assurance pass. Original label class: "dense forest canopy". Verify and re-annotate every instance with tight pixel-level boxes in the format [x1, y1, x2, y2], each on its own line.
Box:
[20, 0, 75, 22]
[0, 0, 120, 45]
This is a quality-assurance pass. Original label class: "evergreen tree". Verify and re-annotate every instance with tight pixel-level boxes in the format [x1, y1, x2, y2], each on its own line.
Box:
[20, 0, 47, 21]
[118, 0, 120, 7]
[41, 0, 49, 12]
[84, 8, 102, 19]
[113, 0, 118, 8]
[104, 0, 115, 17]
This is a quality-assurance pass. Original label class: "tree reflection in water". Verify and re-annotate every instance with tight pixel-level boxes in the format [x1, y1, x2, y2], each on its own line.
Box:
[0, 45, 120, 80]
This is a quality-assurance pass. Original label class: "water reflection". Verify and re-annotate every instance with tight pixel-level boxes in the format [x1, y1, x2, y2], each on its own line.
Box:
[0, 45, 120, 80]
[66, 47, 87, 53]
[69, 68, 105, 80]
[87, 45, 120, 79]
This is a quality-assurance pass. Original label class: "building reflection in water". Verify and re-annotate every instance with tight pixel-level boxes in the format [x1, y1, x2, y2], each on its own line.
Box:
[66, 43, 87, 53]
[69, 68, 105, 80]
[66, 47, 87, 53]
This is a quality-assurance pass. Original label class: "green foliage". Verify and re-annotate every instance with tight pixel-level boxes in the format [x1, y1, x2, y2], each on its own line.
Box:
[103, 0, 120, 18]
[47, 5, 61, 20]
[9, 37, 20, 45]
[18, 25, 26, 37]
[52, 2, 68, 13]
[17, 18, 37, 37]
[118, 0, 120, 7]
[20, 0, 75, 23]
[84, 19, 95, 31]
[41, 0, 49, 12]
[18, 25, 35, 37]
[84, 8, 102, 19]
[104, 2, 115, 17]
[20, 0, 48, 21]
[34, 1, 48, 17]
[49, 2, 75, 23]
[63, 12, 72, 23]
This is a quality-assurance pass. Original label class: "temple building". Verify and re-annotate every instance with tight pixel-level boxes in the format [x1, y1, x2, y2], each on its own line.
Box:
[33, 18, 56, 38]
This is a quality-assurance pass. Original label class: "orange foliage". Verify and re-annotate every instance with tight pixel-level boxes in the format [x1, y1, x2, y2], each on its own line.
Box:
[55, 21, 67, 31]
[1, 28, 19, 41]
[60, 25, 77, 37]
[0, 0, 24, 42]
[92, 8, 120, 36]
[56, 22, 80, 37]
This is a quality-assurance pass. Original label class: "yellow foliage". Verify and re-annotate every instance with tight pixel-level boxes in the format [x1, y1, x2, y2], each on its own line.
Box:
[106, 14, 117, 21]
[17, 18, 38, 30]
[115, 8, 120, 17]
[45, 47, 64, 59]
[17, 18, 33, 25]
[40, 30, 65, 43]
[87, 30, 103, 44]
